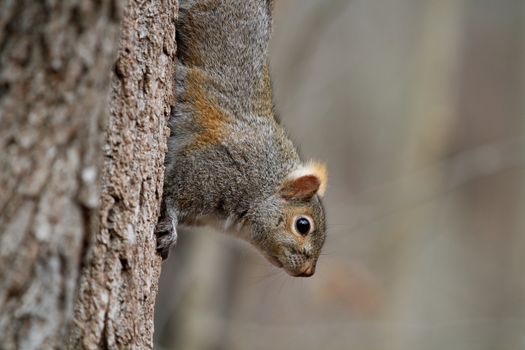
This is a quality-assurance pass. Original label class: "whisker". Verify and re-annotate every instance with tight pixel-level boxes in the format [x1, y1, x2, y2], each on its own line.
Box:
[241, 268, 283, 288]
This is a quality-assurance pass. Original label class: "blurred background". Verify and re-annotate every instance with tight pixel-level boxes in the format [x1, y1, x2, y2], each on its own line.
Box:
[154, 0, 525, 349]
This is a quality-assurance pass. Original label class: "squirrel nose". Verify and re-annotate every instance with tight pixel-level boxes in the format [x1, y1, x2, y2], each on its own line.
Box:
[298, 261, 316, 277]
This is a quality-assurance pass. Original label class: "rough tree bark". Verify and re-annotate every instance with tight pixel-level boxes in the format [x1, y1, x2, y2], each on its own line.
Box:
[65, 0, 177, 348]
[0, 0, 178, 349]
[0, 1, 122, 348]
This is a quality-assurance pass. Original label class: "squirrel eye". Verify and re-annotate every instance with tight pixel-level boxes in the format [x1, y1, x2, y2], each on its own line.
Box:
[294, 216, 312, 236]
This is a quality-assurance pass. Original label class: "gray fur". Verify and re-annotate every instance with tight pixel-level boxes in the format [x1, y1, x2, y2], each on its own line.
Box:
[157, 0, 326, 277]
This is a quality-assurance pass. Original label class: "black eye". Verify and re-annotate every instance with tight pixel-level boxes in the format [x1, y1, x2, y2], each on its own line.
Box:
[295, 217, 311, 235]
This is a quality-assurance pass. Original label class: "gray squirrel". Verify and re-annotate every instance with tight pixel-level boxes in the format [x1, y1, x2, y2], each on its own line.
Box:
[156, 0, 327, 277]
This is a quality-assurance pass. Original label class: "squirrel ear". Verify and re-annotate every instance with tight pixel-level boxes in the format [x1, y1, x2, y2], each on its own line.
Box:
[280, 161, 327, 200]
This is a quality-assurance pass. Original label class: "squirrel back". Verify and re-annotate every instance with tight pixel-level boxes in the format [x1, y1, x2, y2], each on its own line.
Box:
[157, 0, 327, 277]
[176, 0, 274, 117]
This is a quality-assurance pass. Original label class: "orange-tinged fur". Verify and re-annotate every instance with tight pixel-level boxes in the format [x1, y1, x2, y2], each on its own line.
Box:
[280, 175, 320, 200]
[287, 161, 328, 197]
[284, 206, 314, 245]
[185, 68, 231, 150]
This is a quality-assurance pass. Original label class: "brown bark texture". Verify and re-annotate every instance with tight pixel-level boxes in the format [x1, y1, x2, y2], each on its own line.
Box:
[65, 0, 177, 349]
[0, 1, 121, 349]
[0, 0, 178, 349]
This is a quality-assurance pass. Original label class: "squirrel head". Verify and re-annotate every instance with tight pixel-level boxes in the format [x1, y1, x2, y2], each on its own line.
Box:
[246, 161, 327, 277]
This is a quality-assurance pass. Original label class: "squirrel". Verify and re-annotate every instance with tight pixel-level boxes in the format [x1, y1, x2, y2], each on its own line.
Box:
[156, 0, 327, 277]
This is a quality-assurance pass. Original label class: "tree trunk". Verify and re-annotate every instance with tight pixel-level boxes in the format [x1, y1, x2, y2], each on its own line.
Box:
[0, 0, 178, 349]
[0, 1, 121, 348]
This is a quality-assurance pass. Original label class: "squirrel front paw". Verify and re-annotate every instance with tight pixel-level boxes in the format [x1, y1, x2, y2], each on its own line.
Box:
[155, 218, 178, 260]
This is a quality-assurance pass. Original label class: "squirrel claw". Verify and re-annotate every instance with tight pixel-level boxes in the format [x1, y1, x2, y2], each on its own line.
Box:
[155, 229, 177, 260]
[155, 219, 178, 260]
[157, 243, 171, 260]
